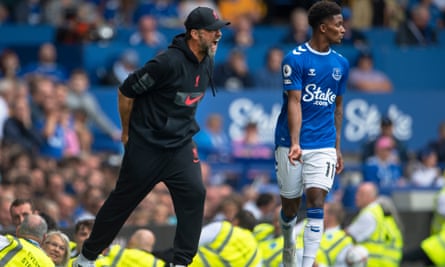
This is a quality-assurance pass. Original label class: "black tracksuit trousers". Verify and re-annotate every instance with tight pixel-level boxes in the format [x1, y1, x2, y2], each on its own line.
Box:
[81, 139, 206, 265]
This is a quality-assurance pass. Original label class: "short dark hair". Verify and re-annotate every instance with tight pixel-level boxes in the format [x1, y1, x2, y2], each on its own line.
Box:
[255, 193, 275, 207]
[308, 1, 342, 29]
[234, 210, 257, 231]
[10, 198, 35, 212]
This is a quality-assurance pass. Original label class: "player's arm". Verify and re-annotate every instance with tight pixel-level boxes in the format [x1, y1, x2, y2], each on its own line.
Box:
[118, 89, 134, 145]
[287, 90, 302, 165]
[334, 95, 344, 174]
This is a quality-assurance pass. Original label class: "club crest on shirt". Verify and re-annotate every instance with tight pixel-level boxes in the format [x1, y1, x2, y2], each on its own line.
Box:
[332, 68, 342, 81]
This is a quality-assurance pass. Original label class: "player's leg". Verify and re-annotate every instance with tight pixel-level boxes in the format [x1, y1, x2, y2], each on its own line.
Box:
[80, 141, 164, 261]
[301, 148, 336, 267]
[164, 141, 206, 266]
[276, 146, 304, 266]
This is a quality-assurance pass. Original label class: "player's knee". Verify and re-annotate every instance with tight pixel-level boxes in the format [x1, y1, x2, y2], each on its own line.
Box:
[281, 198, 300, 217]
[305, 187, 328, 208]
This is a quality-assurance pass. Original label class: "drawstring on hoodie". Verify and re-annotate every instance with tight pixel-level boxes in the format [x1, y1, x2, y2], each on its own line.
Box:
[207, 57, 217, 96]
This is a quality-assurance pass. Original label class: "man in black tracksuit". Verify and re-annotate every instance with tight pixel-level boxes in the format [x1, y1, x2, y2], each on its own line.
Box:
[73, 7, 230, 267]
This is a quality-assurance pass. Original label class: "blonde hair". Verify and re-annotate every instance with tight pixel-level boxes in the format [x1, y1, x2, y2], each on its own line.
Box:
[43, 230, 71, 267]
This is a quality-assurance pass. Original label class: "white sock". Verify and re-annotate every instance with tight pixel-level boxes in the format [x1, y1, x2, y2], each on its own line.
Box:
[302, 215, 323, 267]
[279, 210, 298, 248]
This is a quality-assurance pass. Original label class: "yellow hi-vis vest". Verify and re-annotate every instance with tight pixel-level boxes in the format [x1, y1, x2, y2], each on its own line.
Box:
[69, 240, 78, 257]
[189, 221, 262, 267]
[0, 235, 55, 267]
[259, 236, 283, 267]
[431, 187, 445, 235]
[421, 227, 445, 266]
[315, 228, 353, 267]
[353, 203, 388, 267]
[253, 223, 275, 243]
[95, 244, 165, 267]
[380, 215, 404, 267]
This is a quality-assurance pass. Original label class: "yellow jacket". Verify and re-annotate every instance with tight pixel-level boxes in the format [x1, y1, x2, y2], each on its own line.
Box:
[0, 235, 55, 267]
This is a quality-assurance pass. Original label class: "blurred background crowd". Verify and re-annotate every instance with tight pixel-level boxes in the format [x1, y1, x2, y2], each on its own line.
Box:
[0, 1, 444, 264]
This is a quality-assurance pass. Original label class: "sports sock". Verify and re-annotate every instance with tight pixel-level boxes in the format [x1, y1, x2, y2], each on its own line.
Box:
[302, 208, 324, 267]
[280, 209, 297, 247]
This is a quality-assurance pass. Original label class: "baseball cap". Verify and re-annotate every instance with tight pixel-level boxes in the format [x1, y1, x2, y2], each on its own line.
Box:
[184, 7, 230, 31]
[74, 213, 95, 225]
[381, 116, 393, 127]
[376, 136, 393, 149]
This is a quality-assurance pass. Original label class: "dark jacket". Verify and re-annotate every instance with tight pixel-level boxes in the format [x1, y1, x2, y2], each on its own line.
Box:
[2, 118, 42, 154]
[119, 33, 213, 148]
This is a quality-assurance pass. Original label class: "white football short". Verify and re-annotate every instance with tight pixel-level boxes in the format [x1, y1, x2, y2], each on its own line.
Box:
[275, 146, 337, 199]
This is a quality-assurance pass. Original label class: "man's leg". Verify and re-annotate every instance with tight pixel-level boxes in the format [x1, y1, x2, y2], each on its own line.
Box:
[275, 146, 303, 267]
[81, 141, 164, 260]
[164, 142, 206, 265]
[302, 188, 326, 267]
[300, 148, 335, 267]
[280, 198, 300, 267]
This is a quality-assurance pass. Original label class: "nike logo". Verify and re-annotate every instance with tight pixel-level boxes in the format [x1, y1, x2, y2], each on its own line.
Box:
[185, 94, 204, 106]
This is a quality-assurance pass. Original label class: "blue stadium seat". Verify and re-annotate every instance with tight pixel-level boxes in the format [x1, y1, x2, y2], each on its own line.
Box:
[0, 24, 55, 45]
[372, 46, 445, 90]
[253, 25, 288, 46]
[362, 27, 397, 48]
[90, 86, 122, 154]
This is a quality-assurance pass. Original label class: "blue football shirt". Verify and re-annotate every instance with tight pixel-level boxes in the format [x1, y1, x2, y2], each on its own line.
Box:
[275, 43, 349, 149]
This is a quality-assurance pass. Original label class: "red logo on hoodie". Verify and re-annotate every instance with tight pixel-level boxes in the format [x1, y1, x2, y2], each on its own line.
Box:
[195, 75, 200, 87]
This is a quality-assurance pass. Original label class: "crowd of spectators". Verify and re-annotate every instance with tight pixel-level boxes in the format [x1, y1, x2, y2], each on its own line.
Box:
[0, 0, 444, 249]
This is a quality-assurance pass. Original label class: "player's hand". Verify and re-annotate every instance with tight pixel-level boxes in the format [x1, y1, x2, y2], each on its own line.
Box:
[288, 144, 302, 165]
[336, 150, 344, 174]
[121, 132, 129, 145]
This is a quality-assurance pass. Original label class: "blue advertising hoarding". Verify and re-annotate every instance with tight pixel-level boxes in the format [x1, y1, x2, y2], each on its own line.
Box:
[93, 89, 443, 154]
[195, 90, 442, 154]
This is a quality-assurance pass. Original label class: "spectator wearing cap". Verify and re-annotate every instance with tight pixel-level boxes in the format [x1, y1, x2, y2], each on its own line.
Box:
[362, 136, 405, 191]
[69, 214, 95, 260]
[361, 116, 409, 165]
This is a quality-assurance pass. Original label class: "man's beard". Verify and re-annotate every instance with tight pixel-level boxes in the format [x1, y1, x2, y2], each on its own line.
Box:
[207, 47, 216, 58]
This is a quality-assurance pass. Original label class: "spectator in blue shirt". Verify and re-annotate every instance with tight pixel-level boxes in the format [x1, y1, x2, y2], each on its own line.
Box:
[362, 136, 405, 191]
[19, 43, 68, 83]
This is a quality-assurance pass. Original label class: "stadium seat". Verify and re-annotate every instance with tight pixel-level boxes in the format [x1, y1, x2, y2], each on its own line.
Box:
[0, 24, 55, 45]
[372, 46, 445, 91]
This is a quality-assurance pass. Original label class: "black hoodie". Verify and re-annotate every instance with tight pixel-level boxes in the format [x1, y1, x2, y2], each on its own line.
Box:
[119, 33, 214, 148]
